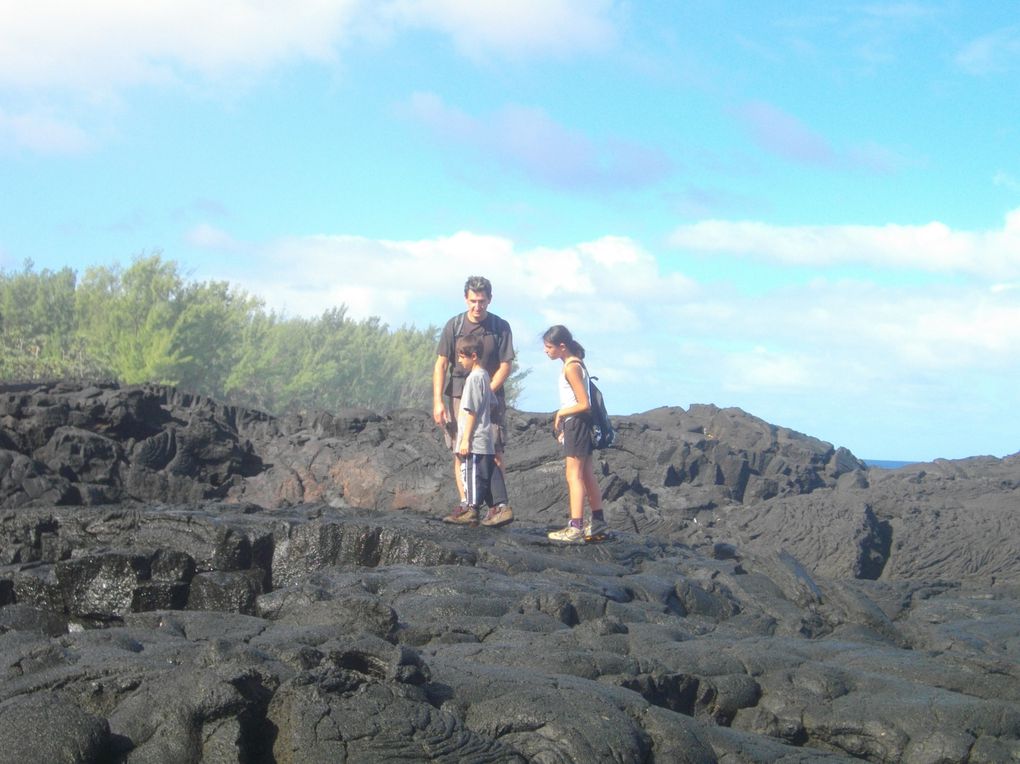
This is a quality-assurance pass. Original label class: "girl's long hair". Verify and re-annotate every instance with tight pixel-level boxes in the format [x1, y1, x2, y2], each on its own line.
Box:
[543, 325, 585, 359]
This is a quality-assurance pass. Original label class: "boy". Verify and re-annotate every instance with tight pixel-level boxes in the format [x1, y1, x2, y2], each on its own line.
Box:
[451, 334, 512, 526]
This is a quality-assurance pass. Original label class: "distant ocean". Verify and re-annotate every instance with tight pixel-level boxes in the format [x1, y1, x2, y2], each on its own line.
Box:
[863, 459, 917, 469]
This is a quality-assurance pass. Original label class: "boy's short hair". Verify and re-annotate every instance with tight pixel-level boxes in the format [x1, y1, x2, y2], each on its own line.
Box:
[456, 334, 483, 358]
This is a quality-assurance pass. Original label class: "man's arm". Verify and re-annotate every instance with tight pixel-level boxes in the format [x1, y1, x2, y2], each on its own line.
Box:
[491, 316, 514, 394]
[433, 355, 450, 426]
[490, 360, 512, 393]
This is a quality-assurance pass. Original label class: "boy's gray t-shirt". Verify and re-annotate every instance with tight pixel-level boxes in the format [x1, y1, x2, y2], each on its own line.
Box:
[458, 367, 495, 455]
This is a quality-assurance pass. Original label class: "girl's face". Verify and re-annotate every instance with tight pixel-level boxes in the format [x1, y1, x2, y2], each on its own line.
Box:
[543, 341, 567, 360]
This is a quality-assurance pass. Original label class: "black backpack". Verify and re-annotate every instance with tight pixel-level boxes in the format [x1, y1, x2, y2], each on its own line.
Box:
[586, 371, 616, 450]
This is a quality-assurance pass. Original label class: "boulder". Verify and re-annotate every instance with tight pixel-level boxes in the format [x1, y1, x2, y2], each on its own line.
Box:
[0, 693, 111, 764]
[0, 381, 1019, 762]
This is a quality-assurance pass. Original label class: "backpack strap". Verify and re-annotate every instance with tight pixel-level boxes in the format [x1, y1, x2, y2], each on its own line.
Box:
[566, 358, 592, 378]
[563, 358, 586, 379]
[455, 312, 497, 337]
[563, 359, 592, 405]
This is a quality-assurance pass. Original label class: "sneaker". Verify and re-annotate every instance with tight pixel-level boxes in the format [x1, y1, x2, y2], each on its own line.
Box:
[481, 504, 514, 527]
[584, 516, 610, 541]
[547, 524, 584, 543]
[443, 505, 479, 525]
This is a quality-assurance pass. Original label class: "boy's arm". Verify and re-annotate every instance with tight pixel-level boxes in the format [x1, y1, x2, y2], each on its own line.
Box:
[457, 409, 477, 457]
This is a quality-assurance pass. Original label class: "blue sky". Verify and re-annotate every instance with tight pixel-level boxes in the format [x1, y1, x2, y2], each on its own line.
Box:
[1, 1, 1018, 462]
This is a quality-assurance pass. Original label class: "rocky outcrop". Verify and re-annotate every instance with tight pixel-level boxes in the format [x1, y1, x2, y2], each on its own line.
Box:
[1, 381, 1019, 762]
[1, 383, 860, 514]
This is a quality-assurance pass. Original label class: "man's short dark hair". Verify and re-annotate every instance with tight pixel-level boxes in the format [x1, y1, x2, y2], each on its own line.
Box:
[464, 276, 492, 298]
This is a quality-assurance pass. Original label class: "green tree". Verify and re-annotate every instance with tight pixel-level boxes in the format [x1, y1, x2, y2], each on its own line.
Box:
[75, 254, 185, 383]
[3, 251, 522, 414]
[164, 280, 265, 398]
[220, 307, 441, 414]
[0, 260, 100, 380]
[74, 254, 262, 396]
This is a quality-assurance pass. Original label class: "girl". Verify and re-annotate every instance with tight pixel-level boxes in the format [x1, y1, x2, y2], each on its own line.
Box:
[542, 325, 609, 543]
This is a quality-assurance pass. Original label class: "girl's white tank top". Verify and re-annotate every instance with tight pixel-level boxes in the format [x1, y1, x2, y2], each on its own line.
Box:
[558, 358, 589, 412]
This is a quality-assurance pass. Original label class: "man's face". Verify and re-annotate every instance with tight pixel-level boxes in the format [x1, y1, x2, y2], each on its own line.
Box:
[464, 289, 490, 323]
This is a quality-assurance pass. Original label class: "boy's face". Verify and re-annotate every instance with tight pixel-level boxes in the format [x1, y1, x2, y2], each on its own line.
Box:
[457, 350, 479, 371]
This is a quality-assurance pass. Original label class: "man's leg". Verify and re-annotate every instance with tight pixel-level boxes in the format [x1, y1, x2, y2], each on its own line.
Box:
[492, 411, 509, 498]
[479, 453, 513, 527]
[492, 402, 508, 471]
[443, 397, 466, 503]
[479, 413, 514, 527]
[488, 458, 508, 507]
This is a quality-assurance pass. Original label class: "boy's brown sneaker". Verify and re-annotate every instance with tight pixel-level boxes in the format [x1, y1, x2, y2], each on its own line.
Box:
[443, 505, 479, 525]
[481, 504, 514, 527]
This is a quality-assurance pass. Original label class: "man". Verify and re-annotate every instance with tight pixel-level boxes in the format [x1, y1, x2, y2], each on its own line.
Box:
[433, 276, 514, 527]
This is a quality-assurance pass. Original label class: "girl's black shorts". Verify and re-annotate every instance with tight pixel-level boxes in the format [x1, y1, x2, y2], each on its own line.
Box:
[561, 415, 593, 458]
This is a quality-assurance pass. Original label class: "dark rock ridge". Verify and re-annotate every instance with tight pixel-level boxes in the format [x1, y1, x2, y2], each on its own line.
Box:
[1, 381, 1018, 762]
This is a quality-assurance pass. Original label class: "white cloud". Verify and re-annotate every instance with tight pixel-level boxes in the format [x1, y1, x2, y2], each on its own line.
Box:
[378, 0, 618, 60]
[191, 224, 1020, 385]
[653, 276, 1020, 458]
[184, 224, 244, 253]
[0, 2, 627, 158]
[736, 283, 1020, 375]
[402, 92, 672, 191]
[182, 223, 1019, 458]
[669, 208, 1020, 279]
[0, 1, 620, 96]
[735, 101, 836, 166]
[0, 1, 362, 94]
[193, 231, 659, 418]
[733, 100, 913, 173]
[722, 347, 813, 393]
[994, 170, 1020, 191]
[205, 229, 680, 326]
[955, 25, 1020, 75]
[0, 107, 91, 154]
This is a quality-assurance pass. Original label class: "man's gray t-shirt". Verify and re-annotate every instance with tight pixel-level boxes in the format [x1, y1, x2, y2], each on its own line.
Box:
[458, 367, 495, 455]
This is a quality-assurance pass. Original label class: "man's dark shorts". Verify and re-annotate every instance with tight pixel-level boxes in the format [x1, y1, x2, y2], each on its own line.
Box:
[443, 397, 506, 454]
